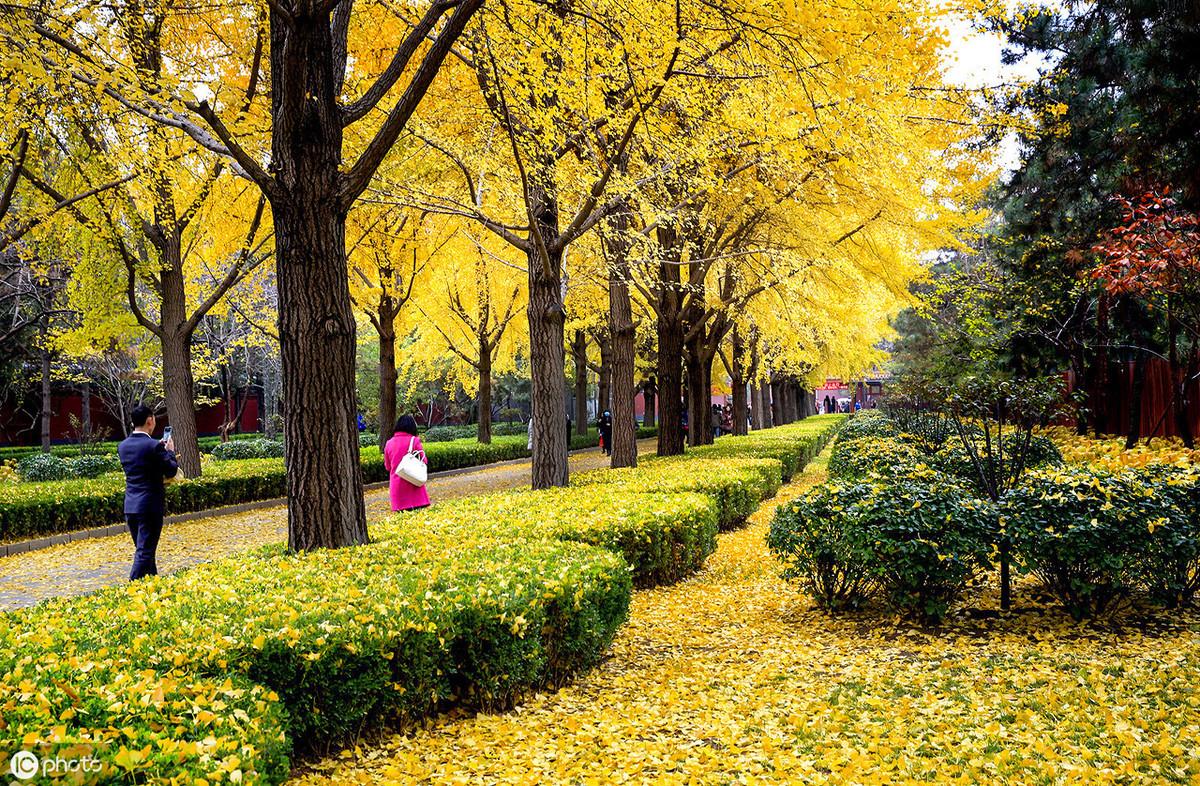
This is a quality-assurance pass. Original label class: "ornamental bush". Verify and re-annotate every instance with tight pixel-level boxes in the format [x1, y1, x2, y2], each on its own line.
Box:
[770, 466, 995, 624]
[66, 454, 121, 478]
[211, 438, 285, 460]
[1132, 465, 1200, 607]
[837, 409, 899, 442]
[828, 435, 923, 480]
[852, 473, 996, 624]
[16, 452, 71, 481]
[932, 433, 1063, 495]
[768, 482, 877, 611]
[1002, 467, 1167, 620]
[572, 457, 782, 530]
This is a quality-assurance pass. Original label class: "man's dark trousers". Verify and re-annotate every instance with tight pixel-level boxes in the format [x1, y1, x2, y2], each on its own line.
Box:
[127, 512, 163, 579]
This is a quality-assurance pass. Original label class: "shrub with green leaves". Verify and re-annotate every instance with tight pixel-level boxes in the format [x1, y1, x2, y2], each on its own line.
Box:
[66, 454, 121, 478]
[852, 473, 996, 624]
[828, 435, 923, 480]
[932, 433, 1063, 495]
[1133, 465, 1200, 607]
[770, 466, 995, 624]
[768, 482, 877, 611]
[16, 452, 71, 482]
[211, 438, 285, 460]
[837, 409, 899, 442]
[1002, 466, 1166, 619]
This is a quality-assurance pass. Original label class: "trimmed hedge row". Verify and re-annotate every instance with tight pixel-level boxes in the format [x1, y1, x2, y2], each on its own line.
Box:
[1, 418, 840, 783]
[0, 433, 621, 543]
[0, 433, 263, 461]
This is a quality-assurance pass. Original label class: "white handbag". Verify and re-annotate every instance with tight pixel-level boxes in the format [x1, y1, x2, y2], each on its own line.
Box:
[395, 435, 428, 487]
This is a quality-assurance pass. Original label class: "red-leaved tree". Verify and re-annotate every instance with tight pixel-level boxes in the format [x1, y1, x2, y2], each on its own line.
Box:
[1092, 187, 1200, 446]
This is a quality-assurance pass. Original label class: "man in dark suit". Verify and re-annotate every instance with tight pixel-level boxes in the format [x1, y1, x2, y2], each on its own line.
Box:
[118, 405, 178, 580]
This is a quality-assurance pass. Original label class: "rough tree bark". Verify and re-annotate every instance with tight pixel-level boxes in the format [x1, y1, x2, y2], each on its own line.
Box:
[573, 330, 589, 436]
[730, 326, 748, 436]
[272, 12, 365, 551]
[605, 209, 638, 468]
[760, 380, 773, 428]
[477, 331, 493, 444]
[655, 225, 686, 456]
[596, 332, 612, 419]
[377, 303, 398, 447]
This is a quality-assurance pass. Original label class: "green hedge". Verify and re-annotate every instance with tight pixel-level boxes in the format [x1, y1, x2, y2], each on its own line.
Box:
[380, 487, 720, 588]
[0, 432, 262, 461]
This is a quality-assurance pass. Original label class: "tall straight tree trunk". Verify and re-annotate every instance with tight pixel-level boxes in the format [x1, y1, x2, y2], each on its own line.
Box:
[759, 380, 772, 428]
[1126, 350, 1147, 449]
[526, 244, 569, 487]
[271, 10, 366, 550]
[606, 218, 637, 468]
[684, 339, 712, 447]
[40, 324, 51, 453]
[731, 327, 748, 436]
[160, 327, 202, 476]
[655, 226, 686, 456]
[750, 382, 764, 430]
[597, 332, 612, 418]
[641, 378, 657, 429]
[573, 330, 589, 436]
[478, 333, 493, 444]
[770, 378, 783, 426]
[377, 304, 398, 449]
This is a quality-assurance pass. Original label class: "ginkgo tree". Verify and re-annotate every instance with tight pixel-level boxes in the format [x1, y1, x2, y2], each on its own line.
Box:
[5, 0, 484, 549]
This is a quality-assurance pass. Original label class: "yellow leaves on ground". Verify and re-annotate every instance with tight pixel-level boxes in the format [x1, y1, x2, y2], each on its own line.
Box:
[1045, 426, 1200, 471]
[295, 454, 1200, 786]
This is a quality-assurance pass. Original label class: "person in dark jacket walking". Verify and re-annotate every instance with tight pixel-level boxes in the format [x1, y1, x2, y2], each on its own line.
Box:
[598, 410, 613, 455]
[117, 405, 179, 581]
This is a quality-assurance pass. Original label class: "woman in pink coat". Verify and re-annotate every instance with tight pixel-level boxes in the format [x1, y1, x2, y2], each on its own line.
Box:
[383, 415, 431, 511]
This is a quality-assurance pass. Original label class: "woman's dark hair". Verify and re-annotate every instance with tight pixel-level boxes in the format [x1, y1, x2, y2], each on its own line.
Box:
[394, 415, 419, 436]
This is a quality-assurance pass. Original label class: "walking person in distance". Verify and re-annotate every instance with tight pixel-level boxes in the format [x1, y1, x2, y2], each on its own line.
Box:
[118, 404, 178, 581]
[598, 410, 613, 456]
[384, 414, 431, 512]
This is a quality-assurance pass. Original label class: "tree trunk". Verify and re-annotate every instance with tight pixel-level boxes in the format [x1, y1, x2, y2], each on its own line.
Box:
[641, 378, 657, 429]
[1126, 350, 1147, 449]
[597, 332, 612, 418]
[478, 333, 493, 444]
[685, 338, 712, 447]
[40, 327, 51, 453]
[377, 302, 398, 450]
[573, 330, 589, 437]
[161, 327, 202, 477]
[526, 242, 569, 488]
[1168, 297, 1194, 447]
[731, 327, 748, 436]
[655, 227, 686, 456]
[750, 382, 764, 430]
[607, 224, 638, 468]
[770, 378, 783, 426]
[270, 10, 368, 551]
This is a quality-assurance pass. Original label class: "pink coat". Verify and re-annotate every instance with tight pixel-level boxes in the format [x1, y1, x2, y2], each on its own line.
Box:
[383, 432, 431, 511]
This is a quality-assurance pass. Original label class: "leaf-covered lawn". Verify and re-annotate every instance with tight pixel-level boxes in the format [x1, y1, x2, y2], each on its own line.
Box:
[295, 455, 1200, 785]
[0, 446, 635, 611]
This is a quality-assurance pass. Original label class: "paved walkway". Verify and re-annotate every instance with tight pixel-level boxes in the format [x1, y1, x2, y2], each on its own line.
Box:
[0, 445, 650, 612]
